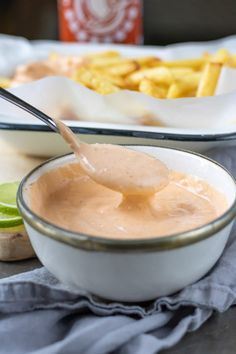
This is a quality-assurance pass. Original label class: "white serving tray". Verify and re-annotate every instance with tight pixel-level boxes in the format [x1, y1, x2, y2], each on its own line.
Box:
[1, 34, 236, 156]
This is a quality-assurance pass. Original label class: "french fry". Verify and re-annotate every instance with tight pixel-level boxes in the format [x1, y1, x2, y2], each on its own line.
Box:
[167, 72, 201, 98]
[178, 72, 201, 87]
[167, 81, 194, 99]
[162, 58, 204, 69]
[171, 68, 194, 76]
[202, 51, 211, 61]
[196, 62, 222, 97]
[139, 78, 167, 98]
[127, 67, 173, 85]
[0, 77, 11, 88]
[134, 56, 161, 67]
[91, 67, 127, 88]
[89, 56, 160, 69]
[211, 48, 230, 64]
[92, 69, 126, 88]
[84, 50, 121, 59]
[94, 80, 120, 94]
[185, 90, 197, 97]
[72, 67, 93, 87]
[102, 61, 139, 77]
[167, 82, 184, 99]
[88, 57, 130, 68]
[72, 67, 120, 94]
[229, 54, 236, 67]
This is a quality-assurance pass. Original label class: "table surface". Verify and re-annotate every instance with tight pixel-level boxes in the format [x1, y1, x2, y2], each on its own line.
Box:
[0, 259, 235, 354]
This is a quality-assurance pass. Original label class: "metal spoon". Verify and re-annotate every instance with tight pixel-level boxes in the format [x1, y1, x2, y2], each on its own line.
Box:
[0, 87, 58, 132]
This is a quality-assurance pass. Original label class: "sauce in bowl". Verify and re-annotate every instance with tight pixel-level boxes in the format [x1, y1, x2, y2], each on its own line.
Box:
[29, 160, 228, 239]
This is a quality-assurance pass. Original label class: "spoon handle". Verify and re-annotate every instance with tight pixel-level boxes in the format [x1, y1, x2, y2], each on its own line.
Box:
[0, 87, 58, 132]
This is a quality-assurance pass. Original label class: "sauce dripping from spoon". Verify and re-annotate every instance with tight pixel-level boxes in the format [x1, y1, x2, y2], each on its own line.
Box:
[56, 120, 169, 197]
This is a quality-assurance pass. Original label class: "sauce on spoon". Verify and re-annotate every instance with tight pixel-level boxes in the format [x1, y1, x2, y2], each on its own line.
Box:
[56, 120, 169, 196]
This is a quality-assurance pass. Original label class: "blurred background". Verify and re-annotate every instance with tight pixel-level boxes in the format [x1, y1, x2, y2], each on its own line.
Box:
[0, 0, 236, 45]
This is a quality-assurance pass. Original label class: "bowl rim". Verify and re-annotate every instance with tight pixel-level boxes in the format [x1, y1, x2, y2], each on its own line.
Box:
[17, 145, 236, 253]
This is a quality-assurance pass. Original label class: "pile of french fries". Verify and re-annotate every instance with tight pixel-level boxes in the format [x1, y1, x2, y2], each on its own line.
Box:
[0, 77, 11, 89]
[1, 48, 236, 99]
[71, 48, 236, 98]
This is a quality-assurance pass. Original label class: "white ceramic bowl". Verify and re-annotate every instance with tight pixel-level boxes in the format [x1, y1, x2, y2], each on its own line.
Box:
[17, 146, 236, 302]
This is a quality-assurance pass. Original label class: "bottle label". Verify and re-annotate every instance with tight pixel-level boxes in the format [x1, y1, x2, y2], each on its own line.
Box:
[58, 0, 143, 44]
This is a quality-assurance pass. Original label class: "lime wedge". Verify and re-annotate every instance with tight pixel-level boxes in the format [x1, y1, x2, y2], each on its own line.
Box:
[0, 212, 23, 228]
[0, 182, 20, 215]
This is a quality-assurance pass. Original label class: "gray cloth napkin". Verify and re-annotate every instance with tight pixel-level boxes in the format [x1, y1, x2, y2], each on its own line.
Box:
[0, 146, 236, 354]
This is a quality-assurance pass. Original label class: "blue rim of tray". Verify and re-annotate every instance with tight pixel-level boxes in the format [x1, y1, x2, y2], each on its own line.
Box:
[0, 121, 236, 142]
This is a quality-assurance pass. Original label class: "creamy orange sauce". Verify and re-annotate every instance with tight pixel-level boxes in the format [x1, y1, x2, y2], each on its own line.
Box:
[29, 162, 228, 239]
[56, 120, 169, 195]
